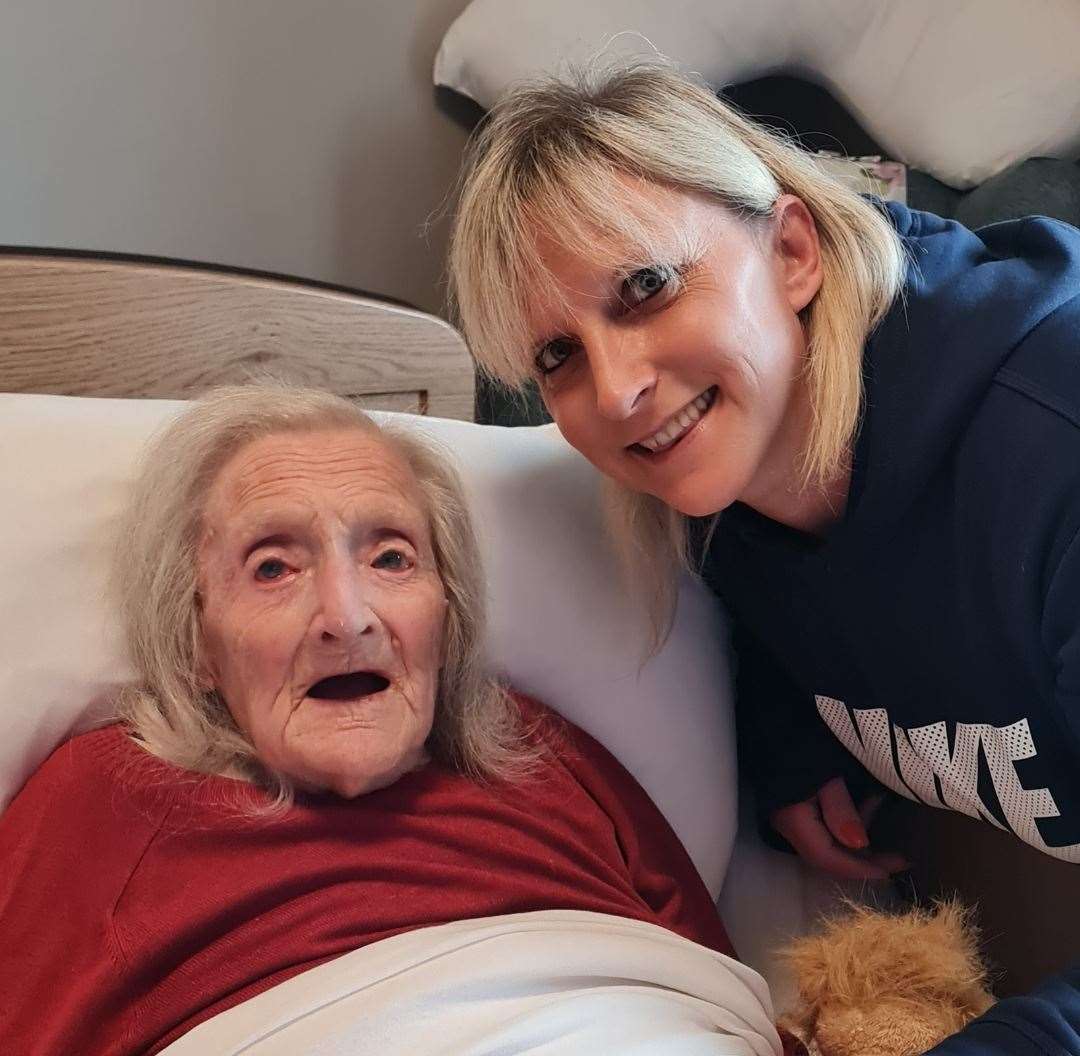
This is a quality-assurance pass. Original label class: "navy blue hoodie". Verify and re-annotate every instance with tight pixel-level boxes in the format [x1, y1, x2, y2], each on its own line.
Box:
[699, 202, 1080, 1050]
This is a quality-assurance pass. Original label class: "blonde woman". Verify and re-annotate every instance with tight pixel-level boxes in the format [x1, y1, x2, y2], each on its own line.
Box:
[449, 60, 1080, 1047]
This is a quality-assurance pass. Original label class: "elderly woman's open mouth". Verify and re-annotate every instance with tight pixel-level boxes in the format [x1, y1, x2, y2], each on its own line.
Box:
[306, 671, 391, 701]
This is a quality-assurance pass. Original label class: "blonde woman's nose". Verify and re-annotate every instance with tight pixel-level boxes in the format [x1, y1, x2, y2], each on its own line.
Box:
[588, 331, 656, 421]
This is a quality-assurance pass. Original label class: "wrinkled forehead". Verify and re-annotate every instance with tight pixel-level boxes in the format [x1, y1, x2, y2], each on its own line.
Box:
[203, 427, 428, 534]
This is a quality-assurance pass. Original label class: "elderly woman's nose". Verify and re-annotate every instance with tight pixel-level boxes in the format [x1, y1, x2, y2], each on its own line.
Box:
[589, 333, 656, 420]
[311, 565, 378, 644]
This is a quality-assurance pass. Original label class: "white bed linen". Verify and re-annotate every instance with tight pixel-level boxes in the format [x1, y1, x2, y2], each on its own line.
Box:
[159, 910, 782, 1056]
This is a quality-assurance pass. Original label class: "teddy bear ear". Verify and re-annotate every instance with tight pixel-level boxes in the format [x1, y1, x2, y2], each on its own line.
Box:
[922, 900, 996, 1016]
[778, 930, 834, 1009]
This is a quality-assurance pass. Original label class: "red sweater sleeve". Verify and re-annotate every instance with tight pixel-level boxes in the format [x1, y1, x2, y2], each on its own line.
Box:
[519, 695, 737, 958]
[0, 730, 169, 1056]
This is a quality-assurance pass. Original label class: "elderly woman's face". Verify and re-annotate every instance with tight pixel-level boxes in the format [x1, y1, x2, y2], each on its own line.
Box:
[526, 184, 823, 518]
[197, 427, 448, 798]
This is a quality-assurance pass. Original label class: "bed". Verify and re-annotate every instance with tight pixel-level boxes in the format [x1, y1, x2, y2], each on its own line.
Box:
[0, 250, 849, 1051]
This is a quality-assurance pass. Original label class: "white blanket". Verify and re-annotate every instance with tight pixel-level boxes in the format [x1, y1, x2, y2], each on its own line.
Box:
[161, 910, 782, 1055]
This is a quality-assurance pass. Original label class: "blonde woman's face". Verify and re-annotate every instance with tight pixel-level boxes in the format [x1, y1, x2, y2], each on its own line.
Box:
[527, 186, 823, 518]
[197, 428, 448, 798]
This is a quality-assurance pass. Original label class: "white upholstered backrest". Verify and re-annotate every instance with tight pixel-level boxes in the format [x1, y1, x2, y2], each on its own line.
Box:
[0, 393, 738, 897]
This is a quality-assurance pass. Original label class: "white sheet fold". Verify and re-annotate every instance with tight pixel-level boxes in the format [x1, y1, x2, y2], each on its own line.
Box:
[161, 910, 781, 1055]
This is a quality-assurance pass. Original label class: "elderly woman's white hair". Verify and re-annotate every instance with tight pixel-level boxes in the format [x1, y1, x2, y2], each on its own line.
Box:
[115, 385, 526, 806]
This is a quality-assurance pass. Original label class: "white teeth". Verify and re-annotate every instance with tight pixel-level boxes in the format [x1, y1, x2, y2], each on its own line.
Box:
[638, 388, 716, 452]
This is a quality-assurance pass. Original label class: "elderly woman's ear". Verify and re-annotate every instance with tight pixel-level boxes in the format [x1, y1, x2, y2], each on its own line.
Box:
[193, 633, 219, 695]
[190, 588, 217, 692]
[438, 590, 451, 669]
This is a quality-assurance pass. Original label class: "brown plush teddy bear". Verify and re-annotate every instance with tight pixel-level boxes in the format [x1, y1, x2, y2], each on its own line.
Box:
[777, 900, 996, 1056]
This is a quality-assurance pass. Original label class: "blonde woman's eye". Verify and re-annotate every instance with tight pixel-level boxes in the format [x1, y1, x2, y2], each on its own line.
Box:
[621, 265, 675, 308]
[373, 548, 411, 571]
[534, 339, 575, 376]
[254, 558, 288, 582]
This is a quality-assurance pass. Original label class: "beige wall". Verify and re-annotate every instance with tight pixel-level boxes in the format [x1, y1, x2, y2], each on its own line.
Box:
[0, 0, 473, 315]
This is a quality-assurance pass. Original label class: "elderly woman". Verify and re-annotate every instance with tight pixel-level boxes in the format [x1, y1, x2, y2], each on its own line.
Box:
[0, 386, 778, 1056]
[448, 61, 1080, 1052]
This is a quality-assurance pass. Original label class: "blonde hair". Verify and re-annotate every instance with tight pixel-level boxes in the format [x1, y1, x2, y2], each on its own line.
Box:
[449, 59, 905, 632]
[115, 384, 526, 807]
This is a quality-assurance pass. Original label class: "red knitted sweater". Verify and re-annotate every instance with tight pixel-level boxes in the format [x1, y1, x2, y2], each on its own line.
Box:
[0, 696, 732, 1055]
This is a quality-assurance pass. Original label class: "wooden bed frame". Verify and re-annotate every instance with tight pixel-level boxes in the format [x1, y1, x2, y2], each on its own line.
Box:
[0, 249, 475, 420]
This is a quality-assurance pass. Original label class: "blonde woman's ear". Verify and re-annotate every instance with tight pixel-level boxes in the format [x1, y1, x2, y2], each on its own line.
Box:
[773, 194, 824, 314]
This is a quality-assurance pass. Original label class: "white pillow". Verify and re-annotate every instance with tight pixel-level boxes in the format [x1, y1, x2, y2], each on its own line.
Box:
[0, 393, 737, 898]
[434, 0, 1080, 189]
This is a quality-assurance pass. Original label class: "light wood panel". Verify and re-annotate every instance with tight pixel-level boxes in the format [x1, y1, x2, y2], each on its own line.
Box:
[0, 252, 474, 419]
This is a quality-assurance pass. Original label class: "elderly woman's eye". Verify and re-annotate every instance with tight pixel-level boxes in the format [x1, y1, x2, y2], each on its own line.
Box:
[621, 265, 675, 308]
[373, 548, 411, 571]
[254, 558, 288, 582]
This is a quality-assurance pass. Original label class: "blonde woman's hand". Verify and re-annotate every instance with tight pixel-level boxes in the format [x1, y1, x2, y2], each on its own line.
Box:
[770, 776, 909, 881]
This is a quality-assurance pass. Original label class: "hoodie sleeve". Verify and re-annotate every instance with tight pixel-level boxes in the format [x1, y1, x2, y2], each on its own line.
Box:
[924, 966, 1080, 1055]
[732, 622, 877, 835]
[1045, 521, 1080, 747]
